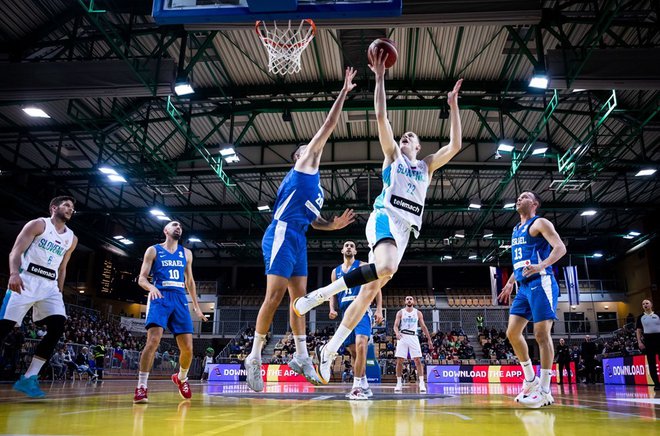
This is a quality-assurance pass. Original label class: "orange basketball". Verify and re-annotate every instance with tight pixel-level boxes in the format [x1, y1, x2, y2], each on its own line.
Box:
[368, 38, 397, 68]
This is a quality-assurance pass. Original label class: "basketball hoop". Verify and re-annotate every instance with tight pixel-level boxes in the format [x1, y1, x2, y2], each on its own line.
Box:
[255, 19, 316, 75]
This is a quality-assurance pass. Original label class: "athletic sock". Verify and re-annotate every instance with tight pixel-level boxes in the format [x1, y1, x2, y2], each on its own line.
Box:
[361, 377, 369, 389]
[418, 376, 425, 384]
[177, 367, 189, 382]
[24, 357, 46, 378]
[294, 335, 309, 358]
[396, 376, 402, 385]
[249, 332, 267, 361]
[138, 371, 149, 388]
[352, 376, 362, 389]
[521, 360, 536, 382]
[540, 369, 552, 393]
[326, 325, 352, 354]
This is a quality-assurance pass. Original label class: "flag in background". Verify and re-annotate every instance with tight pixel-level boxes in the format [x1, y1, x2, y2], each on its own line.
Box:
[563, 265, 580, 305]
[490, 266, 511, 305]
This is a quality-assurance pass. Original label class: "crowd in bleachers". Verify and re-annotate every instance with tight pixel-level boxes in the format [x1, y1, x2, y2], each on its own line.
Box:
[479, 327, 516, 360]
[227, 327, 270, 363]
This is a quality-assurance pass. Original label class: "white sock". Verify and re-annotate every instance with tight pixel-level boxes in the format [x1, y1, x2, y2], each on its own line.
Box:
[138, 371, 149, 388]
[419, 376, 425, 384]
[521, 360, 536, 382]
[178, 367, 189, 382]
[352, 376, 362, 388]
[24, 357, 46, 378]
[326, 325, 352, 354]
[361, 377, 369, 389]
[540, 369, 552, 392]
[249, 332, 267, 360]
[294, 335, 309, 358]
[317, 278, 349, 301]
[396, 376, 402, 385]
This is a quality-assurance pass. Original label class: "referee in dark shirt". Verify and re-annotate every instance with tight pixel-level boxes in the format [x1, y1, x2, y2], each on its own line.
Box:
[636, 299, 660, 390]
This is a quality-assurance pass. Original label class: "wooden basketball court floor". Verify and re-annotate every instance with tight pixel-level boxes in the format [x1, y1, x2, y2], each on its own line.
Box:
[0, 380, 657, 435]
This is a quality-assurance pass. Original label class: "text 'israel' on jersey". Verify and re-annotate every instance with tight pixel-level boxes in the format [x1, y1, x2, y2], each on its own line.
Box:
[335, 260, 362, 311]
[151, 244, 187, 293]
[373, 153, 430, 236]
[272, 168, 324, 229]
[511, 216, 553, 282]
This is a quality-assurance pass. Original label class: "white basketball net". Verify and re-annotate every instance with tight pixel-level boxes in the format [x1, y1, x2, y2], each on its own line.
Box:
[256, 19, 316, 75]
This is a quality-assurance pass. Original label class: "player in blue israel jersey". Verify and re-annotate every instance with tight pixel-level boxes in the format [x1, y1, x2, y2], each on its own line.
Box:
[133, 221, 207, 404]
[498, 192, 567, 409]
[245, 68, 358, 392]
[328, 241, 383, 400]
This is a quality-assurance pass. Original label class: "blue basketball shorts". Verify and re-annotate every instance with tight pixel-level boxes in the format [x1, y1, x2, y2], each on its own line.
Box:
[262, 220, 308, 278]
[145, 290, 193, 335]
[510, 275, 559, 323]
[343, 310, 372, 347]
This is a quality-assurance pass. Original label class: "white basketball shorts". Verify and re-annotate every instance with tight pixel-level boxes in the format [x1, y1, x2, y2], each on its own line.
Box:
[0, 273, 66, 323]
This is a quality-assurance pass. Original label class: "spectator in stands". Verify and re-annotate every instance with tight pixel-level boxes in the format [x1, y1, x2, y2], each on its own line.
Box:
[581, 335, 598, 384]
[2, 326, 24, 375]
[49, 348, 66, 380]
[201, 348, 214, 381]
[93, 343, 105, 381]
[626, 312, 635, 327]
[36, 325, 47, 339]
[476, 314, 484, 333]
[342, 360, 353, 383]
[75, 347, 97, 380]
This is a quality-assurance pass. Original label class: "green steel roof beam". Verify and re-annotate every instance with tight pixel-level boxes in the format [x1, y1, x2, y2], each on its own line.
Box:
[425, 28, 449, 78]
[182, 31, 219, 77]
[448, 26, 464, 79]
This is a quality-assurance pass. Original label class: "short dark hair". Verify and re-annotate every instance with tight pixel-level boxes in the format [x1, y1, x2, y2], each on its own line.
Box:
[529, 191, 542, 208]
[291, 142, 307, 161]
[49, 196, 75, 212]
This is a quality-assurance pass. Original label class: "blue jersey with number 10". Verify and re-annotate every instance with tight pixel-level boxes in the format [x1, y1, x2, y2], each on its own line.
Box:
[151, 244, 187, 294]
[272, 169, 324, 228]
[511, 216, 553, 282]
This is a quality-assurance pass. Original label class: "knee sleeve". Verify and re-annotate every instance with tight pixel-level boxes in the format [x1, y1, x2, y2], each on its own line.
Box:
[344, 264, 378, 289]
[34, 315, 66, 359]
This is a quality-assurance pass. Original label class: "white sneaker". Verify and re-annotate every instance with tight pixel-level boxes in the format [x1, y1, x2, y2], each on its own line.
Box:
[394, 383, 403, 393]
[245, 357, 264, 392]
[288, 353, 321, 386]
[519, 386, 554, 409]
[293, 292, 326, 317]
[347, 387, 369, 400]
[315, 344, 336, 384]
[419, 382, 427, 393]
[515, 377, 540, 402]
[362, 387, 373, 398]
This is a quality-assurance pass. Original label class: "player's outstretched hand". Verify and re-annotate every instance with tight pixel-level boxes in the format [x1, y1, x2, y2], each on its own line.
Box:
[329, 309, 338, 320]
[342, 67, 357, 93]
[497, 282, 515, 304]
[331, 208, 356, 230]
[148, 288, 163, 300]
[374, 309, 384, 325]
[194, 306, 208, 321]
[368, 48, 389, 76]
[447, 78, 463, 108]
[7, 273, 24, 294]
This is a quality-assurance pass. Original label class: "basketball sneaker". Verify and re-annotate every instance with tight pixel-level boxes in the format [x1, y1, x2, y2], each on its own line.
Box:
[347, 387, 369, 400]
[419, 382, 427, 393]
[515, 376, 540, 402]
[394, 383, 403, 393]
[315, 344, 337, 384]
[293, 292, 326, 317]
[13, 375, 45, 398]
[133, 386, 148, 404]
[288, 353, 322, 386]
[171, 373, 192, 400]
[519, 386, 554, 409]
[245, 357, 264, 392]
[362, 386, 374, 398]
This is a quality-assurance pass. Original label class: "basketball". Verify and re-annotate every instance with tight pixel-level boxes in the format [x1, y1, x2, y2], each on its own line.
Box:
[368, 38, 397, 68]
